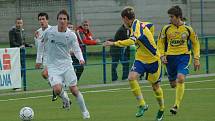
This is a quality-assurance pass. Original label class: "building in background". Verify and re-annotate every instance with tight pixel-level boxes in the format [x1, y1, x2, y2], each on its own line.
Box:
[0, 0, 214, 43]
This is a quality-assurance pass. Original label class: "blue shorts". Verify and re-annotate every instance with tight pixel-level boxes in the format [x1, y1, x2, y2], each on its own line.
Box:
[131, 60, 162, 84]
[166, 54, 191, 81]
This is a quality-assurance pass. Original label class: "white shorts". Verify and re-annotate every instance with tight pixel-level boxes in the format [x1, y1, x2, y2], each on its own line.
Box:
[48, 67, 77, 87]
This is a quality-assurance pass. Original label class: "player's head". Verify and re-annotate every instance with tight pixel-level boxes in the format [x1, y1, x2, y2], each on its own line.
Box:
[82, 20, 89, 30]
[168, 5, 183, 24]
[57, 9, 69, 29]
[121, 6, 135, 28]
[15, 17, 23, 29]
[38, 12, 49, 29]
[67, 22, 74, 30]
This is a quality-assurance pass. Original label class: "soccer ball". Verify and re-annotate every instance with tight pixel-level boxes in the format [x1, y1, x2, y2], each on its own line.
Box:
[19, 107, 34, 121]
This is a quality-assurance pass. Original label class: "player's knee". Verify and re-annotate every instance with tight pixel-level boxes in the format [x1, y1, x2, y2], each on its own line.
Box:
[170, 81, 176, 88]
[177, 74, 185, 83]
[53, 85, 62, 95]
[152, 83, 160, 91]
[69, 86, 79, 96]
[128, 72, 138, 81]
[41, 70, 48, 79]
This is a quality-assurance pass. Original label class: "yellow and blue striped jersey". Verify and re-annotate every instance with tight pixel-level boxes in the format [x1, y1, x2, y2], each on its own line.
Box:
[157, 24, 200, 59]
[114, 19, 160, 63]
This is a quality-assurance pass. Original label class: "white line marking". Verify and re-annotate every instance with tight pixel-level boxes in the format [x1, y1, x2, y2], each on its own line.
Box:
[0, 79, 215, 102]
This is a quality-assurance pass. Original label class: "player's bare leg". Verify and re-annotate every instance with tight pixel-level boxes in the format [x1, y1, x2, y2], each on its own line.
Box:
[42, 67, 57, 101]
[69, 85, 90, 119]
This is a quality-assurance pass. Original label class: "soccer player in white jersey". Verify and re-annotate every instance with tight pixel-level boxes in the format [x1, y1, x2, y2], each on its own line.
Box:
[36, 9, 90, 119]
[34, 12, 59, 101]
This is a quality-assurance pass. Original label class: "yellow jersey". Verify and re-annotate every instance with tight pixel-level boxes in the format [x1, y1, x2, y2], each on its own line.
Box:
[114, 19, 160, 63]
[157, 24, 200, 59]
[144, 22, 154, 36]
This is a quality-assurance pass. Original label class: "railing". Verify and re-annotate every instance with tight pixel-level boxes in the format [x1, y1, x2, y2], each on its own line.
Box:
[20, 36, 215, 90]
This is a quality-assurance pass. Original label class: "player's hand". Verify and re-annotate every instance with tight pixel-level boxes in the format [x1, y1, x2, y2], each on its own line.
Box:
[79, 60, 85, 65]
[103, 41, 114, 46]
[35, 63, 42, 69]
[194, 59, 200, 71]
[161, 56, 168, 64]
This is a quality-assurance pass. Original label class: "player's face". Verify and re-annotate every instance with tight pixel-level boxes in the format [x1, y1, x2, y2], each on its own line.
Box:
[58, 14, 68, 29]
[38, 16, 48, 29]
[16, 20, 23, 29]
[169, 14, 179, 25]
[122, 17, 130, 28]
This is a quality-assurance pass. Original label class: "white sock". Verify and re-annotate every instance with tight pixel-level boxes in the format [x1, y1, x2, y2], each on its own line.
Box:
[59, 89, 69, 102]
[76, 92, 88, 113]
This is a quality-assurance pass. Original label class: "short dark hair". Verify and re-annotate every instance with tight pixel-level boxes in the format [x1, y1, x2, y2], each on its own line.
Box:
[57, 9, 69, 20]
[38, 12, 49, 20]
[121, 6, 135, 20]
[167, 5, 183, 18]
[15, 17, 22, 22]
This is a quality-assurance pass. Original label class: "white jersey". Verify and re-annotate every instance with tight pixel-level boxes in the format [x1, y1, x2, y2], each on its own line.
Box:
[38, 25, 84, 75]
[35, 25, 51, 65]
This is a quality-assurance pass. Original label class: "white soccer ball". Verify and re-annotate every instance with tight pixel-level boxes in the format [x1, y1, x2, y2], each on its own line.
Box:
[19, 107, 34, 121]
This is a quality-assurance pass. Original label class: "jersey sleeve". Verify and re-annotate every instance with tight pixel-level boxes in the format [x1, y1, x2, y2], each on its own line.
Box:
[35, 30, 48, 63]
[188, 27, 200, 59]
[113, 38, 135, 47]
[157, 26, 168, 56]
[70, 32, 84, 61]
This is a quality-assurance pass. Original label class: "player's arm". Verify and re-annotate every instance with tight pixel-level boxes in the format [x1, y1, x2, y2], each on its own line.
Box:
[189, 28, 200, 60]
[189, 27, 200, 71]
[35, 42, 44, 69]
[35, 32, 47, 69]
[157, 27, 167, 57]
[103, 38, 134, 47]
[114, 38, 135, 47]
[70, 32, 85, 65]
[157, 27, 168, 64]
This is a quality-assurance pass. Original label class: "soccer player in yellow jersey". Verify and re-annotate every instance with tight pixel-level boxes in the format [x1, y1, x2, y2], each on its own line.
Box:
[104, 6, 164, 121]
[157, 6, 200, 115]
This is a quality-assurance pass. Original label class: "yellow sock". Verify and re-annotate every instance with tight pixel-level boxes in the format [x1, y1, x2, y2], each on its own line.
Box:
[175, 83, 185, 108]
[154, 87, 165, 111]
[129, 80, 145, 106]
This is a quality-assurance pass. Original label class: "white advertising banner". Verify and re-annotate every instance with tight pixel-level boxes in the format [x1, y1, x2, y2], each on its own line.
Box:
[0, 48, 21, 90]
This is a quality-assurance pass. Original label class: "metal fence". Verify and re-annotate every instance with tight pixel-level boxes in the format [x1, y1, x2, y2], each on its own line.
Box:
[17, 36, 215, 91]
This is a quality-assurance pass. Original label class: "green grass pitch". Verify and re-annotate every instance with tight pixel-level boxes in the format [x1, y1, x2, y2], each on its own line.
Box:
[0, 76, 215, 121]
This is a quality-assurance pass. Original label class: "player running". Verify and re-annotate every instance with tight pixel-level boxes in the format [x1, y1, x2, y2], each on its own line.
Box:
[36, 10, 90, 119]
[157, 5, 200, 115]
